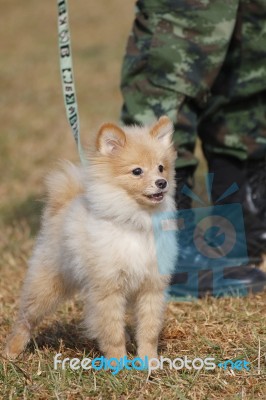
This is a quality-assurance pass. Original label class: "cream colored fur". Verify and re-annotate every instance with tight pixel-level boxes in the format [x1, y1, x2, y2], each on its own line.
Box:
[5, 116, 178, 361]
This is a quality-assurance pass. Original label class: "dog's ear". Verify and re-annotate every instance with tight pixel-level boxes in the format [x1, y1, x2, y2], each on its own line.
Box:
[150, 116, 174, 146]
[96, 123, 126, 155]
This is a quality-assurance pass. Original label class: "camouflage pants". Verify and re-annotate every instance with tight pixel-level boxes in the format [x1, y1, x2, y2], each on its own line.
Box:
[120, 0, 266, 167]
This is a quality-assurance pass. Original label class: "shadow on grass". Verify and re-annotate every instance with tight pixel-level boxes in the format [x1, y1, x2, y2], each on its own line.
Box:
[0, 194, 44, 236]
[28, 322, 139, 357]
[28, 321, 97, 355]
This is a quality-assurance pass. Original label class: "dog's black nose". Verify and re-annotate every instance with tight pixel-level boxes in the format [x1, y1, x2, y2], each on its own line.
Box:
[155, 179, 167, 189]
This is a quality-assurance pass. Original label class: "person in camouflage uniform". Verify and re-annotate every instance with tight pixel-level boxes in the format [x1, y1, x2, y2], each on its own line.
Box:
[120, 0, 266, 296]
[121, 0, 266, 165]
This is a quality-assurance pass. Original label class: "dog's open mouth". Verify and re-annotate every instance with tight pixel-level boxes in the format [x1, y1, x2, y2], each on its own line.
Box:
[145, 192, 165, 202]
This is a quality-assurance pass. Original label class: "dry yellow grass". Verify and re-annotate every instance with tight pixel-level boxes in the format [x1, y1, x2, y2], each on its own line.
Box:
[0, 1, 266, 399]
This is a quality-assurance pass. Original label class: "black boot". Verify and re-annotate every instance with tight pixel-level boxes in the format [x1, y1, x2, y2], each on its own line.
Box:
[203, 155, 266, 295]
[208, 155, 266, 264]
[243, 158, 266, 260]
[175, 166, 195, 210]
[174, 165, 210, 270]
[168, 160, 266, 299]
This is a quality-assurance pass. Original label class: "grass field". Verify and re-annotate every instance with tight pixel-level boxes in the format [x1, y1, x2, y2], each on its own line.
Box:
[0, 1, 266, 399]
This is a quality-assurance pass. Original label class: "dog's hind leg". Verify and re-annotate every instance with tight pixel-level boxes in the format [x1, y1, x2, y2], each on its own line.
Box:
[4, 265, 69, 359]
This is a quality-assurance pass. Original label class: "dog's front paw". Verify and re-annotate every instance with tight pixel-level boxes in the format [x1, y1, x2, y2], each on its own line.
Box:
[138, 344, 158, 364]
[104, 347, 127, 362]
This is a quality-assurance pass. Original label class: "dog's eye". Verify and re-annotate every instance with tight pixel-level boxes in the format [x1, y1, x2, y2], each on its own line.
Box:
[132, 168, 143, 176]
[158, 165, 164, 173]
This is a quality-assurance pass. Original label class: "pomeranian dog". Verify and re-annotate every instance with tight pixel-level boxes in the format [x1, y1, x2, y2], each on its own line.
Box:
[5, 116, 177, 361]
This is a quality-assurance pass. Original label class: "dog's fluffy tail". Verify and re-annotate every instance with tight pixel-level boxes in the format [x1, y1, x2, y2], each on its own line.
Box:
[45, 161, 84, 215]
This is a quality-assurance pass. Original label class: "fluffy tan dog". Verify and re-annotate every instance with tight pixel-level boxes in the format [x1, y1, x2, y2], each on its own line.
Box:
[5, 116, 177, 361]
